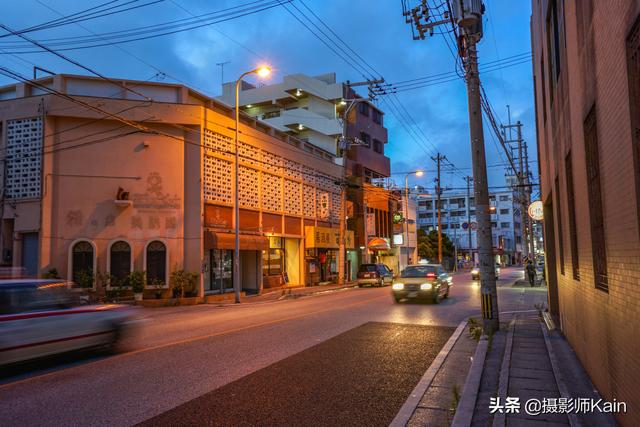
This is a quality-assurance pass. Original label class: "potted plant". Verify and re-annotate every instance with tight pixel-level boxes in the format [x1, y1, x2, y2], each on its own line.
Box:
[149, 277, 165, 299]
[170, 269, 199, 299]
[129, 271, 146, 301]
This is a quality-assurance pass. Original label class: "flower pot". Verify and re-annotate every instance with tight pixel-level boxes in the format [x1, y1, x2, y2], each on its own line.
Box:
[134, 292, 143, 301]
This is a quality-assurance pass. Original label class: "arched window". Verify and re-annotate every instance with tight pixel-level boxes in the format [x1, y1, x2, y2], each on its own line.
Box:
[146, 241, 166, 285]
[71, 241, 94, 284]
[110, 241, 131, 283]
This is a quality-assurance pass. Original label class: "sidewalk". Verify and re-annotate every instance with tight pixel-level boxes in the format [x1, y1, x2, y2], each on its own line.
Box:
[208, 281, 359, 305]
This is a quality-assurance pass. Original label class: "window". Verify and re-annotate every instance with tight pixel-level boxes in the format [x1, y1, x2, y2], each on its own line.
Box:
[499, 195, 509, 201]
[554, 177, 565, 275]
[491, 222, 497, 228]
[358, 102, 369, 116]
[146, 241, 167, 285]
[373, 139, 383, 154]
[425, 201, 433, 210]
[372, 109, 383, 125]
[565, 152, 580, 280]
[110, 241, 131, 284]
[418, 201, 427, 207]
[500, 209, 509, 215]
[263, 237, 284, 276]
[584, 105, 608, 291]
[442, 224, 448, 230]
[418, 213, 429, 219]
[360, 132, 371, 148]
[626, 15, 640, 241]
[546, 0, 564, 93]
[501, 222, 510, 229]
[71, 241, 94, 285]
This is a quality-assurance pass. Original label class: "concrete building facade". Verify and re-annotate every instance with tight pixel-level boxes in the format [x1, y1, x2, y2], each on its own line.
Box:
[531, 1, 640, 425]
[0, 74, 350, 297]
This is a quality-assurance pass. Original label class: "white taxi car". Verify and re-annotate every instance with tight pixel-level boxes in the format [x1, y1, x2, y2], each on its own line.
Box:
[0, 279, 135, 366]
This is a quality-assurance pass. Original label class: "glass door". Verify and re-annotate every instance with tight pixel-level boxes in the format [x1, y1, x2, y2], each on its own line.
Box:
[209, 249, 234, 293]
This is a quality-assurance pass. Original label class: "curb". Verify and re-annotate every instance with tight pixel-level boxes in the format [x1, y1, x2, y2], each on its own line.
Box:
[492, 318, 516, 427]
[278, 284, 359, 300]
[451, 334, 489, 427]
[390, 320, 467, 427]
[541, 322, 581, 427]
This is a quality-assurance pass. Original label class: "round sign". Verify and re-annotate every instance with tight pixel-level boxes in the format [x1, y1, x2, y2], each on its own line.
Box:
[470, 222, 478, 230]
[528, 200, 544, 221]
[461, 222, 469, 230]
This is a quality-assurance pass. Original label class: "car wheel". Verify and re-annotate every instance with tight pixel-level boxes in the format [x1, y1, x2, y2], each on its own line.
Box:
[444, 285, 450, 299]
[393, 295, 401, 303]
[433, 292, 441, 304]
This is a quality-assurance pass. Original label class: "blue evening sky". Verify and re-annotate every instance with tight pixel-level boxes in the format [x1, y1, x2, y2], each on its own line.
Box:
[1, 0, 537, 194]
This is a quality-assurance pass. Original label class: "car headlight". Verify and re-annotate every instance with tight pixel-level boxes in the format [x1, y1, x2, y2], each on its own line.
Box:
[471, 269, 479, 275]
[420, 283, 432, 290]
[392, 283, 404, 290]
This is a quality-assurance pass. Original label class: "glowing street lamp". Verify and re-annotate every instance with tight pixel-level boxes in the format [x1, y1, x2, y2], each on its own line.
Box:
[233, 65, 271, 303]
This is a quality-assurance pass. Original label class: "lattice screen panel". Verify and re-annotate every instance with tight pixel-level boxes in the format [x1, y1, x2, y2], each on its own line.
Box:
[204, 129, 233, 154]
[5, 117, 43, 199]
[316, 189, 330, 220]
[283, 159, 302, 180]
[331, 192, 342, 222]
[204, 156, 232, 204]
[261, 172, 281, 212]
[238, 166, 260, 209]
[284, 179, 301, 215]
[239, 142, 260, 168]
[302, 185, 316, 217]
[262, 150, 283, 174]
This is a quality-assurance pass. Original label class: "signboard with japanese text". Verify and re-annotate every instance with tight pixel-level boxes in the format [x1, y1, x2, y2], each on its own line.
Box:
[528, 200, 544, 221]
[304, 226, 355, 249]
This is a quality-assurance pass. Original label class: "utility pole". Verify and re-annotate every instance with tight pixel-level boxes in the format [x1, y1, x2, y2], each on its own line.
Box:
[524, 139, 535, 258]
[465, 176, 473, 262]
[216, 61, 230, 92]
[432, 153, 446, 264]
[404, 0, 498, 331]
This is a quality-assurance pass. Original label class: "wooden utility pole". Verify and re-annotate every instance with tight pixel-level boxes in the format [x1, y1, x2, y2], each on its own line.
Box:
[432, 153, 446, 264]
[465, 176, 473, 262]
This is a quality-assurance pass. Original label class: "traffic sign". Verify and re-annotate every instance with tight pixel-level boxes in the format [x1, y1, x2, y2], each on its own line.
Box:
[462, 222, 469, 230]
[470, 222, 478, 230]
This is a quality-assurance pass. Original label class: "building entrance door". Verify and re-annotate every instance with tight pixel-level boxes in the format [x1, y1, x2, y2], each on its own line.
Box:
[208, 249, 233, 293]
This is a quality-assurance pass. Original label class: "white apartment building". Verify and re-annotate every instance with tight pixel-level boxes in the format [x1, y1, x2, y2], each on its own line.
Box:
[414, 190, 523, 265]
[218, 73, 343, 157]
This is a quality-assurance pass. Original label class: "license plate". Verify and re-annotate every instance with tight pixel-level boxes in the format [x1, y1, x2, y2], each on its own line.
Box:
[408, 291, 418, 298]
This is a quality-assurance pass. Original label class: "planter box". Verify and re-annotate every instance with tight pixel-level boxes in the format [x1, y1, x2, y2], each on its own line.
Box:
[203, 292, 245, 303]
[136, 297, 203, 308]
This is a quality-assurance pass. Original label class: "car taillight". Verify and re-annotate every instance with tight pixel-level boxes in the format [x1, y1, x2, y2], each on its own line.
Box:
[426, 272, 436, 279]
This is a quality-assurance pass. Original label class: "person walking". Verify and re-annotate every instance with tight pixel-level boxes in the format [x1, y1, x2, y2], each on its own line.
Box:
[525, 260, 536, 287]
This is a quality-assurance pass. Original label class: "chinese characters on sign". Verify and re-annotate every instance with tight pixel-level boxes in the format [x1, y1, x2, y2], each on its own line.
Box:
[489, 397, 627, 416]
[304, 226, 354, 249]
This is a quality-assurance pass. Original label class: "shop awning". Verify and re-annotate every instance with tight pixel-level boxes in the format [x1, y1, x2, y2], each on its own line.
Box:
[368, 237, 390, 251]
[204, 231, 269, 250]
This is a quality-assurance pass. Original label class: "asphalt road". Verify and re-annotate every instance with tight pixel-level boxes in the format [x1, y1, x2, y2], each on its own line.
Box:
[0, 267, 546, 426]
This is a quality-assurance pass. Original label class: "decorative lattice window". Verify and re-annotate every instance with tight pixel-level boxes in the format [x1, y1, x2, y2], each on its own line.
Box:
[5, 117, 42, 199]
[331, 192, 342, 222]
[239, 142, 260, 168]
[303, 185, 315, 217]
[204, 156, 232, 204]
[239, 166, 260, 209]
[283, 159, 302, 180]
[262, 150, 283, 174]
[203, 129, 233, 155]
[284, 179, 301, 215]
[261, 172, 281, 212]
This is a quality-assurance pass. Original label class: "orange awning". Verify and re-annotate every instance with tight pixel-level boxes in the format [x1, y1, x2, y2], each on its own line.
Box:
[368, 237, 390, 251]
[204, 231, 269, 251]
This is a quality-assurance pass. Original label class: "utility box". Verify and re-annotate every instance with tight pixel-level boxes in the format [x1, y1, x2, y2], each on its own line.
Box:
[451, 0, 484, 36]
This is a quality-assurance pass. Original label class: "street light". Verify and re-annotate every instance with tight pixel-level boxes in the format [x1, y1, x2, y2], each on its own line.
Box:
[233, 65, 271, 304]
[404, 170, 424, 267]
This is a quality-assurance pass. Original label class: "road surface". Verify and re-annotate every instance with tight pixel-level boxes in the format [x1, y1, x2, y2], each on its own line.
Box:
[1, 267, 547, 426]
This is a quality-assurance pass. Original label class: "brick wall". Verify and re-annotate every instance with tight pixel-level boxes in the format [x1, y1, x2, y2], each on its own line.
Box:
[532, 1, 640, 425]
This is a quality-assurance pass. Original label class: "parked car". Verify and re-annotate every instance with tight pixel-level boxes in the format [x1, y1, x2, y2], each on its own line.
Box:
[357, 263, 394, 287]
[392, 264, 452, 303]
[471, 264, 501, 280]
[0, 280, 136, 366]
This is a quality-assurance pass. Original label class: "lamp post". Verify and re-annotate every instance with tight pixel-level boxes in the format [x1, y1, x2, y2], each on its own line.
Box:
[404, 170, 423, 268]
[233, 65, 270, 304]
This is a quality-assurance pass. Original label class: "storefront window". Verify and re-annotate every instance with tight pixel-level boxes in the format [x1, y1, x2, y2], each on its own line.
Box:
[263, 237, 284, 276]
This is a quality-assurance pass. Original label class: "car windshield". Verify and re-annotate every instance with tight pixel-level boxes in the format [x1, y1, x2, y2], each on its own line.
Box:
[0, 282, 80, 315]
[401, 266, 438, 277]
[359, 264, 378, 273]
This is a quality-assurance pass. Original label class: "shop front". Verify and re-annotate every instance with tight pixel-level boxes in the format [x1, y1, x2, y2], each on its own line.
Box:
[304, 226, 354, 285]
[262, 236, 302, 289]
[204, 231, 267, 294]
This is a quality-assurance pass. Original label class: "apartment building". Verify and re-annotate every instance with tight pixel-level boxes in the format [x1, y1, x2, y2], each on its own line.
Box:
[531, 1, 640, 425]
[0, 74, 350, 297]
[414, 190, 520, 265]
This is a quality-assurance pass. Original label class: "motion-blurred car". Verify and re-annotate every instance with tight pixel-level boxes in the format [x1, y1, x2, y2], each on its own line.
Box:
[0, 279, 135, 366]
[392, 264, 451, 303]
[357, 263, 394, 287]
[471, 264, 501, 280]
